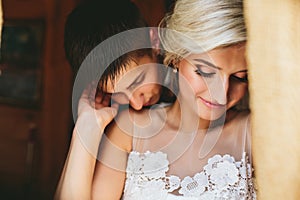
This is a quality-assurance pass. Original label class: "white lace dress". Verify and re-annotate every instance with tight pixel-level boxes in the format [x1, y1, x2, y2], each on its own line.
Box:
[121, 111, 256, 200]
[122, 151, 256, 200]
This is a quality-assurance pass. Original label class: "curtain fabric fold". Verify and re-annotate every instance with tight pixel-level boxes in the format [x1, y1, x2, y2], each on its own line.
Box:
[244, 1, 300, 199]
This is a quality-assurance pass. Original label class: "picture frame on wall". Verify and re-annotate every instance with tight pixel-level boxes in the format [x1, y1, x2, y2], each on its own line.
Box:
[0, 20, 44, 108]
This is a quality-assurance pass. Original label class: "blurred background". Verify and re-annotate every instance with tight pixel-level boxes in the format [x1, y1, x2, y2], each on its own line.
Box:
[0, 0, 174, 199]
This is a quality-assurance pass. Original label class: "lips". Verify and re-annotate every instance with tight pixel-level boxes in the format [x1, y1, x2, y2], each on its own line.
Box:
[199, 97, 226, 109]
[143, 101, 151, 106]
[143, 95, 160, 106]
[143, 96, 153, 106]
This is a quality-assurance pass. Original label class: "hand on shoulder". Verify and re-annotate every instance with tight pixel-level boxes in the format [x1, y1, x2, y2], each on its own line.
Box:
[76, 85, 118, 135]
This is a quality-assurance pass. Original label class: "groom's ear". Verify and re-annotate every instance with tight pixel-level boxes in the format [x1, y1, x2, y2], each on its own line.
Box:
[149, 27, 161, 55]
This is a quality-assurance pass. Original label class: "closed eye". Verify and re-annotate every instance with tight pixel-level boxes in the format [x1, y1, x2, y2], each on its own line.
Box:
[231, 73, 248, 83]
[194, 64, 216, 78]
[127, 72, 146, 90]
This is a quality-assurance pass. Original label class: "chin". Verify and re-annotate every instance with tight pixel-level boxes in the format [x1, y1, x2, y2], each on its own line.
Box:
[197, 107, 227, 122]
[199, 113, 225, 122]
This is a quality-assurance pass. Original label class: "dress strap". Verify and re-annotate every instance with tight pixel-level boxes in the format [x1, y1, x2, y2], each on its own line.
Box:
[132, 115, 143, 152]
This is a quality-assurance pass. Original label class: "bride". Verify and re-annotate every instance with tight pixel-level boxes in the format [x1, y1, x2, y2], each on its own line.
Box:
[92, 0, 256, 199]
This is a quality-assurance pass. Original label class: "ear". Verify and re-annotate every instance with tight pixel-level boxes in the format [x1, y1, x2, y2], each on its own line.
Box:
[149, 27, 161, 55]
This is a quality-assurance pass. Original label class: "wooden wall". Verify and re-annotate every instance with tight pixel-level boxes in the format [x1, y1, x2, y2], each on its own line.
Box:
[0, 0, 75, 199]
[245, 0, 300, 199]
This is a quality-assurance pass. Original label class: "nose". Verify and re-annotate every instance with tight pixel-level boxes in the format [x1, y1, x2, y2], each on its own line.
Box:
[210, 75, 229, 105]
[129, 92, 144, 110]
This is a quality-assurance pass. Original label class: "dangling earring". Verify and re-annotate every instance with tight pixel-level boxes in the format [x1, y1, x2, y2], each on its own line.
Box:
[173, 67, 178, 73]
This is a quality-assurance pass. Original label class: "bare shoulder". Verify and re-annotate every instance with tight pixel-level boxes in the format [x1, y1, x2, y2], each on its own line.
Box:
[104, 109, 134, 153]
[104, 107, 154, 152]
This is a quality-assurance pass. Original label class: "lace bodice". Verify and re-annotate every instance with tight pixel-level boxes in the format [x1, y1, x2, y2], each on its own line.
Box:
[122, 151, 256, 200]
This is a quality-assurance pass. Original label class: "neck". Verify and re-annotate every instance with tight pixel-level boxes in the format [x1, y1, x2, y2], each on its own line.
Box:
[167, 95, 211, 132]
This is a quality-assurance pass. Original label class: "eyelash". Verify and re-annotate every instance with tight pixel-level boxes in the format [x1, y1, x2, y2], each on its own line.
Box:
[231, 74, 248, 83]
[194, 69, 215, 78]
[195, 69, 248, 83]
[194, 64, 248, 83]
[128, 74, 145, 89]
[194, 64, 216, 78]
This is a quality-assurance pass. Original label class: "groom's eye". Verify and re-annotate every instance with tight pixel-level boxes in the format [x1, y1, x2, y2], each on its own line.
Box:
[127, 72, 146, 90]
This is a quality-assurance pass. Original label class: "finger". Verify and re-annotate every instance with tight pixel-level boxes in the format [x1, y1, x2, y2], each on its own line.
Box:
[80, 85, 91, 101]
[80, 83, 96, 103]
[95, 95, 102, 104]
[95, 87, 103, 101]
[95, 92, 112, 109]
[78, 89, 91, 112]
[88, 85, 97, 104]
[95, 89, 104, 106]
[101, 93, 112, 106]
[78, 83, 97, 113]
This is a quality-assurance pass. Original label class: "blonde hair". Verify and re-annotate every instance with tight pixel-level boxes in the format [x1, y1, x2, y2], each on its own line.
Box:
[159, 0, 246, 66]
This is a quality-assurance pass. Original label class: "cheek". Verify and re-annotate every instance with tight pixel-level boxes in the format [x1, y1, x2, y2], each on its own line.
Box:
[192, 78, 208, 94]
[138, 83, 161, 95]
[229, 84, 248, 102]
[179, 71, 208, 95]
[189, 75, 211, 98]
[145, 67, 160, 81]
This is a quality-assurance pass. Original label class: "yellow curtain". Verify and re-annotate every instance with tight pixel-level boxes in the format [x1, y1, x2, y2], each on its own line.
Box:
[245, 1, 300, 199]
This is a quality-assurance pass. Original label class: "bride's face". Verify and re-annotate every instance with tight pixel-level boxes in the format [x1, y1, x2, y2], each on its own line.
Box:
[177, 44, 248, 121]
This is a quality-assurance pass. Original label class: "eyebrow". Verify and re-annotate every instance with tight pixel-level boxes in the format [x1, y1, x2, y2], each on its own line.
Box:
[193, 58, 222, 70]
[126, 71, 145, 90]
